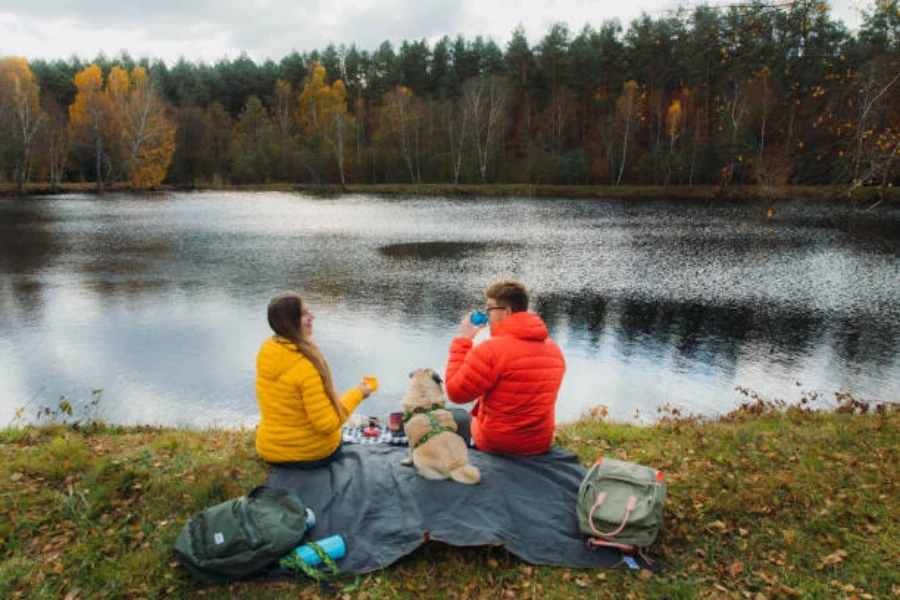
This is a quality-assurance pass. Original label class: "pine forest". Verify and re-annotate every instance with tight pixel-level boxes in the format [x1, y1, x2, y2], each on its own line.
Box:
[0, 1, 898, 193]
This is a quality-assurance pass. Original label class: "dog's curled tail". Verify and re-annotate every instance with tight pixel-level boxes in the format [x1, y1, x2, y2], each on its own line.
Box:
[449, 464, 481, 485]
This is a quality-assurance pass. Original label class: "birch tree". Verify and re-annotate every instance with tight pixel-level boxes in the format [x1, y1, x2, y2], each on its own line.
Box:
[461, 74, 510, 182]
[0, 57, 46, 191]
[382, 86, 423, 183]
[43, 98, 69, 191]
[850, 70, 900, 186]
[106, 66, 176, 187]
[665, 98, 684, 186]
[443, 98, 468, 184]
[272, 78, 300, 180]
[613, 80, 639, 186]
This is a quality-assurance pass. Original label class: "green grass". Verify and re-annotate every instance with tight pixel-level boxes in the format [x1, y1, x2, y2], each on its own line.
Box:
[1, 397, 898, 599]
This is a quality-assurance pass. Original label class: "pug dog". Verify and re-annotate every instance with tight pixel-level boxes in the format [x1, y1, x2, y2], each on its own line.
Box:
[400, 368, 481, 485]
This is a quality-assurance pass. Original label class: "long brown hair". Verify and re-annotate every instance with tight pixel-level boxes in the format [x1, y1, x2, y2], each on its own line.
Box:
[266, 291, 347, 421]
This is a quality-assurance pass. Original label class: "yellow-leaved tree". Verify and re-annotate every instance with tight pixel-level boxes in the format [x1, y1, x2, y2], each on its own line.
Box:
[106, 66, 176, 188]
[68, 64, 108, 192]
[69, 64, 176, 190]
[0, 57, 46, 191]
[296, 61, 352, 187]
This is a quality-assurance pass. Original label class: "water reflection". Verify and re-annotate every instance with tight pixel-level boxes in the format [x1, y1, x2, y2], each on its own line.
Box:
[0, 192, 897, 427]
[378, 241, 500, 259]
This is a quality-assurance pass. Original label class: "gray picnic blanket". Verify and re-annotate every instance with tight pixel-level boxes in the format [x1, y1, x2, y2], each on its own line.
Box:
[266, 444, 626, 573]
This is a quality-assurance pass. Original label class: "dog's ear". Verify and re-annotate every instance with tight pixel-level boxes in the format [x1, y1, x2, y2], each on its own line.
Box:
[431, 371, 443, 386]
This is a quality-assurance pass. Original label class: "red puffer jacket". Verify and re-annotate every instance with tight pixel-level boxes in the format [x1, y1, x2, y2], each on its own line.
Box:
[445, 311, 566, 455]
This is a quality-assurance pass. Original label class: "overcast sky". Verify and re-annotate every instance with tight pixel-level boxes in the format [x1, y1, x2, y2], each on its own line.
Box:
[0, 0, 871, 66]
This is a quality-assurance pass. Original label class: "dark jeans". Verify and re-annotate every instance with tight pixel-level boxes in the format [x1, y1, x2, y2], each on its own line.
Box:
[268, 442, 343, 470]
[448, 408, 473, 447]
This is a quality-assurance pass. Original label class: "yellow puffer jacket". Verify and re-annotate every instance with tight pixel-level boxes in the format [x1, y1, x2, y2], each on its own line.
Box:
[255, 337, 364, 463]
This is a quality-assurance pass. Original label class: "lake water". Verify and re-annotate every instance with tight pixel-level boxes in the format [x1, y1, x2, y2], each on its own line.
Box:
[1, 191, 897, 428]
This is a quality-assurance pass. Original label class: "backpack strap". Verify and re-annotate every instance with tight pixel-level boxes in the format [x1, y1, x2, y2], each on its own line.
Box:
[587, 493, 638, 538]
[588, 538, 634, 552]
[588, 538, 657, 566]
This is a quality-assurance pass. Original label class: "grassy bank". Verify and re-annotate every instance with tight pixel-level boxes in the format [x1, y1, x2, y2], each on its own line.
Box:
[2, 181, 896, 204]
[2, 396, 897, 599]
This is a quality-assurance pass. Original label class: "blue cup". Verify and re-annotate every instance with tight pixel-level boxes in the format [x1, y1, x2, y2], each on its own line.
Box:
[281, 534, 346, 569]
[470, 310, 488, 325]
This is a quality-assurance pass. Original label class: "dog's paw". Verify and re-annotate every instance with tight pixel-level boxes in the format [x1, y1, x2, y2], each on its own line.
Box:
[401, 457, 413, 466]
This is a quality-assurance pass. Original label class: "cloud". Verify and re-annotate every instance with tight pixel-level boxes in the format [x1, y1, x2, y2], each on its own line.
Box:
[0, 0, 869, 66]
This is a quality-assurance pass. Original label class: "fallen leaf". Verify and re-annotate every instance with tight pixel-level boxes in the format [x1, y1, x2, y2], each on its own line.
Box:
[707, 520, 728, 532]
[820, 549, 848, 565]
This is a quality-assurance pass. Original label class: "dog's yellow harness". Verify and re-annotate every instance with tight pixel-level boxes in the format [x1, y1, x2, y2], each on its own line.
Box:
[402, 405, 456, 449]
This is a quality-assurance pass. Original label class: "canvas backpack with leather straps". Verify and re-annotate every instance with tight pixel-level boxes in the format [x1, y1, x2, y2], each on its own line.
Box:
[576, 457, 667, 563]
[173, 486, 312, 584]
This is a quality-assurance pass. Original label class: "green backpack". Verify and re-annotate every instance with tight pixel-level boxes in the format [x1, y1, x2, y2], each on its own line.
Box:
[576, 457, 667, 556]
[173, 486, 310, 584]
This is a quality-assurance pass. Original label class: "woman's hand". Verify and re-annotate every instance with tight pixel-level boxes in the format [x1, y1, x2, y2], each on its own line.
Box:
[358, 381, 373, 398]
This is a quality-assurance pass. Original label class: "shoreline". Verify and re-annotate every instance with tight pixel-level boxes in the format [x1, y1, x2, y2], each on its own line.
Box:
[1, 181, 897, 204]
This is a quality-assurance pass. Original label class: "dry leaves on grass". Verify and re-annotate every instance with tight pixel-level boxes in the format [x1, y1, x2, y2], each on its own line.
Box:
[816, 548, 848, 569]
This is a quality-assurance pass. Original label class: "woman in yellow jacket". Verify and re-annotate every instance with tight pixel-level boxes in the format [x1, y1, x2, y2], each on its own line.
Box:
[255, 291, 373, 468]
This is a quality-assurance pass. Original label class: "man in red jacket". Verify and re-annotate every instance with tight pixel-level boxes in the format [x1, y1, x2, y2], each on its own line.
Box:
[445, 280, 566, 455]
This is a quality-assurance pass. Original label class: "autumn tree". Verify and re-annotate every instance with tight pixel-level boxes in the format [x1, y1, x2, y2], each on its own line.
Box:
[296, 61, 353, 186]
[0, 57, 46, 191]
[106, 66, 177, 187]
[845, 0, 900, 190]
[68, 64, 107, 192]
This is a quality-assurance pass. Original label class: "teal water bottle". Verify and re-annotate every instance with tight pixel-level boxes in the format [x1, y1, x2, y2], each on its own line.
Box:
[470, 310, 488, 325]
[279, 534, 346, 570]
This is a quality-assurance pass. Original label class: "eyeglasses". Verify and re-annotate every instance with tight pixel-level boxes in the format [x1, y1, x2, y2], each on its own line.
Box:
[485, 306, 508, 313]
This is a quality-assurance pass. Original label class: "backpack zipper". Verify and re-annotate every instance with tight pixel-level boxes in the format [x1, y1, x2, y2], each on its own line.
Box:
[238, 495, 261, 546]
[596, 475, 659, 488]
